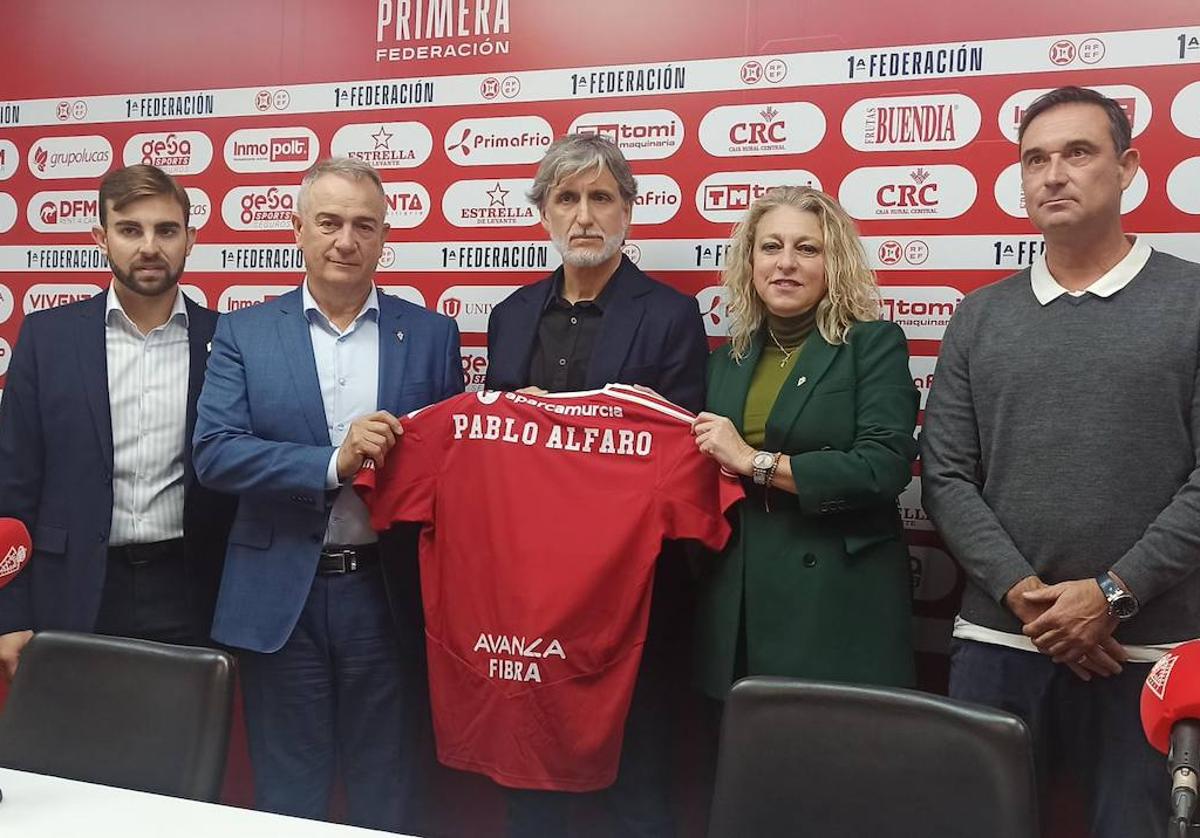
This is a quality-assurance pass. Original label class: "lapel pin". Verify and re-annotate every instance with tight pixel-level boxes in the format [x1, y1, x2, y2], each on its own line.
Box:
[796, 375, 807, 387]
[395, 330, 405, 343]
[205, 341, 211, 353]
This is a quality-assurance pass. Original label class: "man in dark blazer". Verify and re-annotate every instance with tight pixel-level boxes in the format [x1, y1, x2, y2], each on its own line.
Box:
[485, 133, 708, 838]
[193, 158, 462, 831]
[0, 164, 234, 679]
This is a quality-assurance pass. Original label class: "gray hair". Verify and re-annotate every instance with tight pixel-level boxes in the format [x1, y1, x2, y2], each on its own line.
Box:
[526, 133, 638, 210]
[296, 157, 387, 215]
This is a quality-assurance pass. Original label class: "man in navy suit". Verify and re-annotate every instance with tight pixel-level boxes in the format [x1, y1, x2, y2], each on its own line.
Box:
[193, 157, 462, 830]
[485, 134, 708, 838]
[0, 164, 234, 679]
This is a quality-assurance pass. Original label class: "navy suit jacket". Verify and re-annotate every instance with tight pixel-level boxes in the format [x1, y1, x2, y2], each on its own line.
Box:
[192, 286, 463, 653]
[484, 255, 709, 412]
[0, 292, 235, 635]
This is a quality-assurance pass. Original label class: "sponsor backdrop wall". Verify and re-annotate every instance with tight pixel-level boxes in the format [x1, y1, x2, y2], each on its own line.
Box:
[2, 0, 1200, 666]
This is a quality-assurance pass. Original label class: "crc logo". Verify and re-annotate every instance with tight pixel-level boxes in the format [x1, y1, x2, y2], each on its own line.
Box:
[224, 127, 319, 173]
[435, 285, 520, 334]
[568, 109, 684, 160]
[695, 286, 731, 337]
[695, 169, 823, 223]
[0, 283, 13, 324]
[217, 285, 293, 313]
[899, 477, 934, 531]
[461, 347, 489, 392]
[838, 165, 977, 219]
[875, 239, 929, 267]
[378, 286, 426, 307]
[698, 102, 826, 157]
[909, 546, 959, 603]
[331, 122, 433, 170]
[23, 283, 104, 314]
[999, 85, 1151, 142]
[621, 243, 641, 263]
[382, 182, 432, 229]
[27, 135, 113, 180]
[1168, 157, 1200, 214]
[443, 116, 552, 166]
[0, 140, 19, 181]
[993, 162, 1147, 217]
[0, 193, 16, 234]
[879, 286, 963, 340]
[843, 94, 980, 152]
[441, 179, 537, 228]
[184, 187, 212, 231]
[123, 131, 213, 175]
[27, 191, 98, 233]
[631, 174, 681, 225]
[221, 185, 299, 231]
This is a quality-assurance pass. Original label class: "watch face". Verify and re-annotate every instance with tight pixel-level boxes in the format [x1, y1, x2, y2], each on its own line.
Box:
[1111, 595, 1139, 620]
[753, 452, 774, 469]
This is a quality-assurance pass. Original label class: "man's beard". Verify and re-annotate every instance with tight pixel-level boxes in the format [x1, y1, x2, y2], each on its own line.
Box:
[111, 258, 184, 298]
[551, 227, 625, 268]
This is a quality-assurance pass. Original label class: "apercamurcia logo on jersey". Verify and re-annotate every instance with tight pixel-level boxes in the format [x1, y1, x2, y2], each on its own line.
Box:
[842, 93, 980, 152]
[568, 109, 684, 160]
[375, 0, 511, 63]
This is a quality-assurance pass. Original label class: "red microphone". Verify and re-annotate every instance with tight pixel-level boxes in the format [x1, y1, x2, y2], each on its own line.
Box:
[0, 518, 31, 590]
[1142, 641, 1200, 831]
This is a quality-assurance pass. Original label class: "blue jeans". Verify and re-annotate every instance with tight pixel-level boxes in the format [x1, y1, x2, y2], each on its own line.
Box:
[950, 639, 1167, 838]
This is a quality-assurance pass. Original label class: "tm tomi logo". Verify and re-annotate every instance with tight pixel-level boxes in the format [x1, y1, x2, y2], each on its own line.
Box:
[880, 286, 963, 339]
[568, 109, 684, 160]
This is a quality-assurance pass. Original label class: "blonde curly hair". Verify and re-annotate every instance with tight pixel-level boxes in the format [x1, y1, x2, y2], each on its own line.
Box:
[722, 186, 881, 361]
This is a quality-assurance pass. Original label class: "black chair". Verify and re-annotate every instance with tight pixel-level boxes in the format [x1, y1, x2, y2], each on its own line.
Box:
[0, 631, 235, 801]
[708, 676, 1039, 838]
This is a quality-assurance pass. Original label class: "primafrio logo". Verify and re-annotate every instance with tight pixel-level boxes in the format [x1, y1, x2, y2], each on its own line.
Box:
[0, 139, 19, 181]
[443, 116, 552, 166]
[222, 185, 299, 231]
[1168, 157, 1200, 214]
[436, 285, 519, 334]
[0, 192, 16, 234]
[568, 109, 684, 160]
[1172, 82, 1200, 139]
[993, 162, 1148, 218]
[880, 286, 963, 340]
[23, 283, 104, 314]
[224, 127, 319, 173]
[27, 190, 98, 233]
[839, 165, 976, 220]
[441, 178, 537, 228]
[27, 135, 113, 180]
[123, 131, 213, 175]
[698, 102, 826, 157]
[909, 356, 936, 409]
[382, 182, 431, 229]
[695, 286, 731, 337]
[331, 122, 433, 169]
[842, 93, 980, 152]
[461, 347, 489, 392]
[631, 174, 681, 225]
[696, 169, 823, 223]
[998, 85, 1151, 142]
[909, 546, 958, 603]
[217, 285, 294, 313]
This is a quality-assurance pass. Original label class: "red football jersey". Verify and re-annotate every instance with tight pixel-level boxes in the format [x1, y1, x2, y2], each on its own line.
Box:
[355, 384, 742, 791]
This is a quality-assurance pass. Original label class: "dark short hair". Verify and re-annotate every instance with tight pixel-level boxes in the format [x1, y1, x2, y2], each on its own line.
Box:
[98, 164, 190, 227]
[1017, 86, 1132, 155]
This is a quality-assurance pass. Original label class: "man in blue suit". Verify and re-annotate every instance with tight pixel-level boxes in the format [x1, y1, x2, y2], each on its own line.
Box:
[485, 134, 708, 838]
[0, 164, 234, 679]
[193, 157, 462, 830]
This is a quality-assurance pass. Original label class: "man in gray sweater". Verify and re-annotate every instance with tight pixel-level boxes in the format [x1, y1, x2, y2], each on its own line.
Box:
[922, 86, 1200, 836]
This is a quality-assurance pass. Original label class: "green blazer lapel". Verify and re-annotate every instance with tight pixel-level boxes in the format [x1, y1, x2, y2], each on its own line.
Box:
[709, 330, 765, 436]
[764, 331, 840, 450]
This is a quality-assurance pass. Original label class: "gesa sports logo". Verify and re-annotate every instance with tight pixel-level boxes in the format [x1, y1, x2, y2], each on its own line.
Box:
[698, 102, 826, 157]
[221, 185, 300, 231]
[568, 109, 684, 160]
[224, 127, 319, 173]
[123, 131, 213, 175]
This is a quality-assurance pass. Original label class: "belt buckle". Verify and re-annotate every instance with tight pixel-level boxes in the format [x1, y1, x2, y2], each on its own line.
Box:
[324, 548, 357, 574]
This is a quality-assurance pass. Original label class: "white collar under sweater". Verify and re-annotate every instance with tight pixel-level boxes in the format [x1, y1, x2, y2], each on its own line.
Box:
[1030, 236, 1152, 305]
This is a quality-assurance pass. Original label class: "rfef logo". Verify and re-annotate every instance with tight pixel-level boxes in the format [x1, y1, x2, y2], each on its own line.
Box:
[217, 285, 294, 313]
[880, 286, 963, 340]
[998, 85, 1151, 142]
[331, 122, 433, 169]
[839, 165, 976, 219]
[696, 170, 823, 223]
[698, 102, 825, 157]
[441, 179, 537, 228]
[444, 117, 552, 166]
[382, 182, 432, 229]
[123, 131, 213, 175]
[27, 135, 113, 180]
[436, 285, 520, 334]
[224, 127, 319, 173]
[568, 109, 684, 160]
[23, 283, 104, 314]
[842, 94, 980, 152]
[631, 174, 681, 225]
[222, 186, 300, 231]
[27, 190, 98, 233]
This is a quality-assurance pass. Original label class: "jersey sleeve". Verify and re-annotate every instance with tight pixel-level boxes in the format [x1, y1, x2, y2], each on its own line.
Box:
[657, 437, 744, 552]
[353, 400, 451, 530]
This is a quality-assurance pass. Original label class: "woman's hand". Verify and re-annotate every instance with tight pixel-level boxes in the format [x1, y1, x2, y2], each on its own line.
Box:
[693, 412, 756, 476]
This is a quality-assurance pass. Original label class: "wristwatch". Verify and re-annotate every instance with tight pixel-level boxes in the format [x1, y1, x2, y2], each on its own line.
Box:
[1095, 572, 1139, 621]
[751, 451, 776, 485]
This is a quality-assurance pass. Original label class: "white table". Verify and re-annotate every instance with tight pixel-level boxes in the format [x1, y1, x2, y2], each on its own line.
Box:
[0, 768, 417, 837]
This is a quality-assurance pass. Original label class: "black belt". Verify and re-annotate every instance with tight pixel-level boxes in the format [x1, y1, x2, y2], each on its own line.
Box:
[107, 538, 186, 566]
[317, 544, 380, 575]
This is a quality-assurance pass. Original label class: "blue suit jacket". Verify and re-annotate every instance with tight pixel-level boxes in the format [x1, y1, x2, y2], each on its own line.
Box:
[192, 286, 463, 653]
[0, 292, 235, 635]
[484, 255, 709, 412]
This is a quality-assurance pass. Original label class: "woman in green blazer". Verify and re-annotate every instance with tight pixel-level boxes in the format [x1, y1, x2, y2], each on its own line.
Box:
[692, 186, 919, 698]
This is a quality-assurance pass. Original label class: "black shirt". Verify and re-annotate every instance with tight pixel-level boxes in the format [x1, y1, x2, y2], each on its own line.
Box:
[527, 269, 618, 392]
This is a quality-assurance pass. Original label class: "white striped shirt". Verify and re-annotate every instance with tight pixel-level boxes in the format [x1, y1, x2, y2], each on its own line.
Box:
[105, 285, 190, 546]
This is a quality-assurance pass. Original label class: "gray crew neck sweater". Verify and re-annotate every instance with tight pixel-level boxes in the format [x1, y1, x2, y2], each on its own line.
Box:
[920, 250, 1200, 644]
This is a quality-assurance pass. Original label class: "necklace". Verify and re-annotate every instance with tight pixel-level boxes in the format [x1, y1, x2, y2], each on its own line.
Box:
[768, 328, 803, 368]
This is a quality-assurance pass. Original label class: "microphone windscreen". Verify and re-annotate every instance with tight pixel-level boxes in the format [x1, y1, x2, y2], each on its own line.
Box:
[0, 517, 32, 590]
[1142, 640, 1200, 754]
